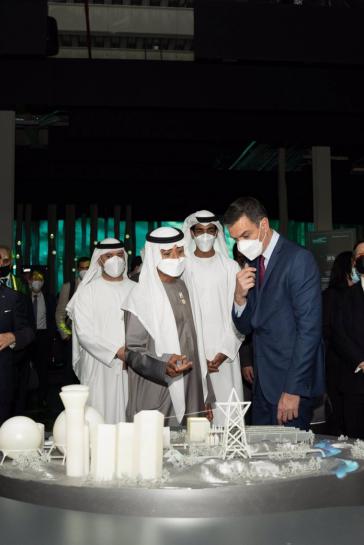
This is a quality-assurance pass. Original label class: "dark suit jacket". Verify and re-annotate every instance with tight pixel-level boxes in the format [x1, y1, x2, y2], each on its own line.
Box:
[28, 291, 57, 334]
[232, 235, 325, 404]
[322, 286, 349, 393]
[0, 286, 35, 404]
[331, 282, 364, 395]
[0, 286, 34, 355]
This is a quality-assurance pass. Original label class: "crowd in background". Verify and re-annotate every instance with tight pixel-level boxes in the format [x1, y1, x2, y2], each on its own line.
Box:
[1, 199, 364, 437]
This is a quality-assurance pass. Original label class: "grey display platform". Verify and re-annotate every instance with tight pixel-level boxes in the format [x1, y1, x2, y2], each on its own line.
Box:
[0, 457, 364, 517]
[1, 498, 364, 545]
[1, 437, 364, 544]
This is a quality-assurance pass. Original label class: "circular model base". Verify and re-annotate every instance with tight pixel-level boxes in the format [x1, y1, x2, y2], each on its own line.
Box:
[0, 439, 364, 518]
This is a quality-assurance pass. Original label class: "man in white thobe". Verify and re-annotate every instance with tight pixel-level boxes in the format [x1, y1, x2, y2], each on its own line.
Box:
[67, 238, 135, 424]
[183, 210, 244, 425]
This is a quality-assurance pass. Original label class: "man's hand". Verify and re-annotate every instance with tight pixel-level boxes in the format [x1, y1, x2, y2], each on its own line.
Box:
[207, 353, 227, 373]
[205, 403, 213, 422]
[355, 362, 364, 373]
[277, 392, 300, 425]
[242, 365, 254, 384]
[234, 265, 256, 305]
[0, 332, 16, 351]
[116, 346, 125, 361]
[166, 354, 192, 378]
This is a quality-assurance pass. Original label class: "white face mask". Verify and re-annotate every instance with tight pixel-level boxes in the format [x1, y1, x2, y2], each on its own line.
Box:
[79, 270, 87, 280]
[31, 280, 44, 293]
[194, 233, 216, 252]
[237, 222, 267, 261]
[351, 267, 361, 284]
[103, 255, 126, 278]
[158, 257, 185, 277]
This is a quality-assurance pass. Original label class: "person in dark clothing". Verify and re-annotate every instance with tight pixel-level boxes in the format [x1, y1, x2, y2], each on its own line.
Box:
[128, 256, 142, 283]
[322, 251, 353, 436]
[332, 241, 364, 439]
[0, 244, 35, 415]
[29, 269, 57, 407]
[0, 284, 34, 424]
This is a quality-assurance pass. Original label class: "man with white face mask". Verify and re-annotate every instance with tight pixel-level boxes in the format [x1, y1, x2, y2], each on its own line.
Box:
[122, 227, 214, 425]
[182, 210, 244, 426]
[225, 196, 325, 430]
[67, 239, 134, 424]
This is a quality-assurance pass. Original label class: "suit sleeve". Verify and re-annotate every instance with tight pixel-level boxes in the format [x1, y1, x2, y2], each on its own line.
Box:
[125, 311, 169, 384]
[219, 261, 244, 361]
[232, 294, 253, 336]
[239, 335, 254, 367]
[284, 250, 323, 396]
[12, 292, 35, 351]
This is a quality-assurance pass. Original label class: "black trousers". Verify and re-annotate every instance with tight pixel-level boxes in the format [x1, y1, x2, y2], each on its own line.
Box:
[31, 329, 52, 404]
[343, 393, 364, 440]
[0, 361, 13, 425]
[12, 349, 31, 415]
[62, 337, 79, 386]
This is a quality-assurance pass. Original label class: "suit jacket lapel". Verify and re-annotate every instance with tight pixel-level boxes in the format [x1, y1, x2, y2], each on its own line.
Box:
[251, 236, 285, 323]
[259, 235, 284, 294]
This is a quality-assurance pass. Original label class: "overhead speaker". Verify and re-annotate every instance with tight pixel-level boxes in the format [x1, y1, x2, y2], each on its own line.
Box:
[0, 0, 58, 57]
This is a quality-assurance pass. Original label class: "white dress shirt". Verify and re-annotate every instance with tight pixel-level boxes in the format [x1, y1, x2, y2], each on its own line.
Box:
[32, 291, 47, 330]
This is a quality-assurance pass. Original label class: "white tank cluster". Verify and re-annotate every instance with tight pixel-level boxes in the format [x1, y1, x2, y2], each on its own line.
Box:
[0, 416, 44, 462]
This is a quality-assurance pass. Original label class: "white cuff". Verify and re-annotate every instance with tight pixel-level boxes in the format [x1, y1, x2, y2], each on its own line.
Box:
[234, 301, 247, 318]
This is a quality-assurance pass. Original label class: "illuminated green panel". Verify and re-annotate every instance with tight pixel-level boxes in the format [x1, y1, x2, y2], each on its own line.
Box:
[107, 218, 115, 239]
[38, 220, 48, 265]
[97, 218, 106, 242]
[119, 221, 126, 241]
[135, 221, 148, 256]
[13, 219, 333, 285]
[162, 221, 183, 230]
[75, 218, 84, 259]
[223, 227, 235, 257]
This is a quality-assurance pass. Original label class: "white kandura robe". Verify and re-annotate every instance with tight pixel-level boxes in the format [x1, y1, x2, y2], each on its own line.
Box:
[72, 276, 135, 424]
[184, 252, 244, 425]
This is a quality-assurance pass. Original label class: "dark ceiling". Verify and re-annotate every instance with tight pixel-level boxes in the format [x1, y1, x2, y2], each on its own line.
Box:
[1, 2, 364, 223]
[2, 2, 364, 222]
[13, 98, 364, 224]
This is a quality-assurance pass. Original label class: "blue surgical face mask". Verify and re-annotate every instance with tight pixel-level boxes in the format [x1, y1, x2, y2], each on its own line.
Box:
[351, 267, 360, 284]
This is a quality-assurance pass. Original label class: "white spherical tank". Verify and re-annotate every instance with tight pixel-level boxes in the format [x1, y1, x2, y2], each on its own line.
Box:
[0, 417, 42, 453]
[53, 406, 104, 452]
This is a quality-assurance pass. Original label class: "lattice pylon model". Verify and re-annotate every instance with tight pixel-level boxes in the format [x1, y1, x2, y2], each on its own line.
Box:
[216, 388, 252, 460]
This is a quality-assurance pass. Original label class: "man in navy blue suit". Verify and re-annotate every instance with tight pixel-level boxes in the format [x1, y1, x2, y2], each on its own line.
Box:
[225, 197, 325, 430]
[0, 284, 35, 424]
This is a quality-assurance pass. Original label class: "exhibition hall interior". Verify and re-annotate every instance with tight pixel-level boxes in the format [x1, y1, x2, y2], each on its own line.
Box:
[1, 1, 364, 544]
